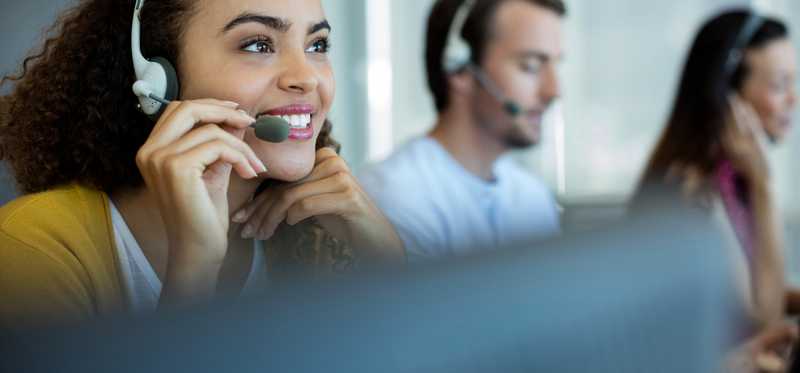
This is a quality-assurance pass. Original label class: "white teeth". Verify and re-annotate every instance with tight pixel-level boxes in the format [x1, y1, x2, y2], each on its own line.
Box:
[277, 114, 312, 128]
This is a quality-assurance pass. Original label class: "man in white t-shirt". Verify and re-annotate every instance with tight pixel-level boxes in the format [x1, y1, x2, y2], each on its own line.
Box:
[359, 0, 566, 261]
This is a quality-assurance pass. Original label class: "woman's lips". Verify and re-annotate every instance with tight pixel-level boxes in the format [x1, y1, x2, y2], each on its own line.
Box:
[263, 104, 314, 116]
[288, 125, 314, 141]
[258, 104, 317, 141]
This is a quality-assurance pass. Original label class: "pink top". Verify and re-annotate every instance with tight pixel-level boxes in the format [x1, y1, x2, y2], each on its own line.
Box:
[716, 160, 755, 267]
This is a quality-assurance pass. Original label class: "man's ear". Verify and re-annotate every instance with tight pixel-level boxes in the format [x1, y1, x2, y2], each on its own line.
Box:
[447, 70, 475, 98]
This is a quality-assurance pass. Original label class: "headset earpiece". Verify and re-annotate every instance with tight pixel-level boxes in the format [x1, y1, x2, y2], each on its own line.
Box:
[143, 57, 179, 120]
[150, 57, 179, 102]
[442, 0, 523, 118]
[442, 0, 477, 74]
[131, 0, 180, 121]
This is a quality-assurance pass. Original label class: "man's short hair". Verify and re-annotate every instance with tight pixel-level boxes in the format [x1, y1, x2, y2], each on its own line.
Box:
[425, 0, 566, 112]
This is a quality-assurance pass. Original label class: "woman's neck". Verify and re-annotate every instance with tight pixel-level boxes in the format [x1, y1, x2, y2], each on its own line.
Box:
[430, 108, 507, 181]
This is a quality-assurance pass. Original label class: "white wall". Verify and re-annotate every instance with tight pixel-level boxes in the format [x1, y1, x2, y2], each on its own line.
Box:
[388, 0, 440, 146]
[322, 0, 370, 169]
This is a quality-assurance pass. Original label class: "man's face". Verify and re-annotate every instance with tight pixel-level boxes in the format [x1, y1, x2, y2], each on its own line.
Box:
[471, 0, 563, 149]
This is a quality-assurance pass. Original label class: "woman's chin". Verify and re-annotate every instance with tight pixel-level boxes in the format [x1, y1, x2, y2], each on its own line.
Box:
[264, 157, 315, 183]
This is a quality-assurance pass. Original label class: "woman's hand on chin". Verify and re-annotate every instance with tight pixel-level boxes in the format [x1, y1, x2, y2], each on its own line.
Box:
[723, 94, 771, 186]
[233, 147, 406, 265]
[136, 99, 266, 304]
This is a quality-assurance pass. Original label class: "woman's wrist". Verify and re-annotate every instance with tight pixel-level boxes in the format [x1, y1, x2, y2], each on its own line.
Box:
[741, 164, 771, 189]
[160, 244, 225, 307]
[747, 180, 774, 205]
[348, 216, 405, 263]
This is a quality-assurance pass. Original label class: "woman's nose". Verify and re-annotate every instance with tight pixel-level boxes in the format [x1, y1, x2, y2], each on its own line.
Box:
[277, 52, 319, 95]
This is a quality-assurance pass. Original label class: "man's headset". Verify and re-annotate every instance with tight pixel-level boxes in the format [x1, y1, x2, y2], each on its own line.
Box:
[442, 0, 523, 117]
[130, 0, 290, 142]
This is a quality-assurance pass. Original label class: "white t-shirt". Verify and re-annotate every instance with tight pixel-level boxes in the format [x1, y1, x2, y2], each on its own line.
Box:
[358, 137, 560, 262]
[110, 201, 269, 314]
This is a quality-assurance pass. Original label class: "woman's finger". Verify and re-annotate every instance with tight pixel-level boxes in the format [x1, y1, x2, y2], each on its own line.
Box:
[233, 190, 270, 224]
[149, 99, 240, 134]
[254, 172, 354, 240]
[757, 323, 799, 350]
[167, 139, 258, 181]
[166, 124, 266, 174]
[147, 101, 255, 150]
[291, 153, 351, 186]
[729, 94, 762, 140]
[237, 159, 353, 237]
[314, 147, 340, 166]
[241, 192, 279, 239]
[286, 192, 355, 227]
[238, 150, 355, 231]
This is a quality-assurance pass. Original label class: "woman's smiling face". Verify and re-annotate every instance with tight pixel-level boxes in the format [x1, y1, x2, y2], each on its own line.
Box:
[177, 0, 335, 182]
[741, 39, 797, 143]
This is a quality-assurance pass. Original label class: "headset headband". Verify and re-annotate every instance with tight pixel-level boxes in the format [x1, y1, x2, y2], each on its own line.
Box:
[723, 12, 764, 81]
[442, 0, 478, 73]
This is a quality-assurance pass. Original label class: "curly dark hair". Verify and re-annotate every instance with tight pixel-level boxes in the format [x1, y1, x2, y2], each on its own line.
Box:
[0, 96, 8, 128]
[0, 0, 339, 195]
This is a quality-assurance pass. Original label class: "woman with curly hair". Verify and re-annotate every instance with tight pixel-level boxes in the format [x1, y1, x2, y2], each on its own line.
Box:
[0, 0, 404, 329]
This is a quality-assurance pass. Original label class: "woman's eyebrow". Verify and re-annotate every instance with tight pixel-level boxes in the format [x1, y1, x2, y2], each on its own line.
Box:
[221, 12, 292, 35]
[309, 20, 331, 35]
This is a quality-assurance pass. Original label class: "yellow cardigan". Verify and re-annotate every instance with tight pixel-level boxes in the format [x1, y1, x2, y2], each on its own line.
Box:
[0, 184, 125, 330]
[0, 183, 356, 330]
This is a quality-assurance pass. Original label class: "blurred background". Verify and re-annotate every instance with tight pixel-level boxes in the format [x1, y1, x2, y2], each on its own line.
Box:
[1, 0, 799, 279]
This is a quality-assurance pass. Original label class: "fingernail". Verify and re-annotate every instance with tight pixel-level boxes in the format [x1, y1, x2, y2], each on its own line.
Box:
[238, 110, 256, 123]
[241, 225, 254, 238]
[222, 101, 240, 108]
[232, 210, 246, 223]
[256, 160, 268, 173]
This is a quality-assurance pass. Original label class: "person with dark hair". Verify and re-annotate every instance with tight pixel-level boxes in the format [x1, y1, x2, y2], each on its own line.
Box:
[0, 96, 7, 125]
[354, 0, 566, 261]
[0, 0, 404, 330]
[632, 9, 798, 371]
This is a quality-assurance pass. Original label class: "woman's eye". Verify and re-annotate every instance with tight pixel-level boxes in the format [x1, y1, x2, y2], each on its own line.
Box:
[520, 61, 542, 74]
[242, 39, 275, 54]
[769, 79, 788, 92]
[307, 38, 330, 54]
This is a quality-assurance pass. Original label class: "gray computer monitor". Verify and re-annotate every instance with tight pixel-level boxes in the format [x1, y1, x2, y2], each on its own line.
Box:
[2, 207, 738, 373]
